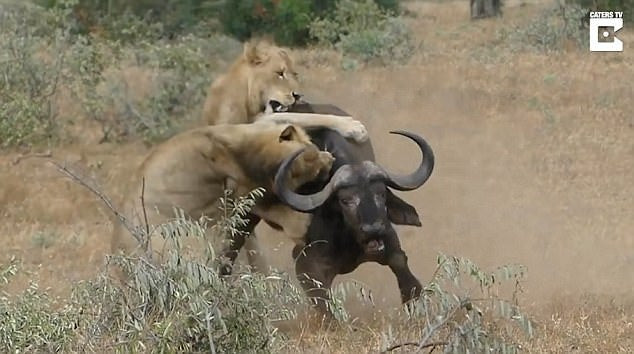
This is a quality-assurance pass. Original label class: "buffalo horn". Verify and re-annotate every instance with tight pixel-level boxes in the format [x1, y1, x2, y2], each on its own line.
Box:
[384, 130, 435, 191]
[273, 148, 338, 212]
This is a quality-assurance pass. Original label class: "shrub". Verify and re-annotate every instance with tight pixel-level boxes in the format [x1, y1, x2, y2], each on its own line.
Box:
[34, 0, 226, 41]
[221, 0, 313, 46]
[0, 187, 309, 352]
[310, 0, 415, 66]
[379, 254, 534, 352]
[570, 0, 633, 23]
[0, 2, 70, 148]
[0, 257, 79, 352]
[65, 33, 241, 143]
[220, 0, 403, 46]
[500, 3, 589, 52]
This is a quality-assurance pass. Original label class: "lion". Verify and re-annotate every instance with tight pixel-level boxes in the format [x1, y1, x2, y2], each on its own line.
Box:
[196, 38, 370, 273]
[110, 121, 334, 274]
[200, 38, 368, 143]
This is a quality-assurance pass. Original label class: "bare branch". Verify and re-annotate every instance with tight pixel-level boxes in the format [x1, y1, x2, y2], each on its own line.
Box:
[382, 341, 448, 353]
[49, 160, 141, 243]
[12, 150, 52, 165]
[140, 176, 151, 253]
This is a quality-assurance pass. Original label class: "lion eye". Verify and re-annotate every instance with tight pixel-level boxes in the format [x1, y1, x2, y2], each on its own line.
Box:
[276, 70, 285, 79]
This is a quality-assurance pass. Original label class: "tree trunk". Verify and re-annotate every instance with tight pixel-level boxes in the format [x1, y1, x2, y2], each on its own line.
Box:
[470, 0, 503, 19]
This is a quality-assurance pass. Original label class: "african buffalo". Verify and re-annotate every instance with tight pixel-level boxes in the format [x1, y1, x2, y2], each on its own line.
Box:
[273, 102, 435, 317]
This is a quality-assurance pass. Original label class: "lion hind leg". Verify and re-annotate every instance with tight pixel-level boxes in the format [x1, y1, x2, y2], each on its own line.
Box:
[243, 232, 270, 275]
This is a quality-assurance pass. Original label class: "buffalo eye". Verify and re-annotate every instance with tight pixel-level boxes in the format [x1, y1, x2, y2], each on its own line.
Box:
[340, 197, 355, 207]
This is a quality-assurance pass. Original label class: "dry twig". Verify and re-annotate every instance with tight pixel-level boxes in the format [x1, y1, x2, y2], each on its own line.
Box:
[49, 160, 141, 243]
[12, 150, 52, 165]
[382, 341, 448, 353]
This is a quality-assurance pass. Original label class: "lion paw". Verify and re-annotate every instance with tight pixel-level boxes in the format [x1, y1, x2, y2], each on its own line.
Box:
[290, 149, 334, 188]
[317, 151, 335, 172]
[337, 118, 369, 143]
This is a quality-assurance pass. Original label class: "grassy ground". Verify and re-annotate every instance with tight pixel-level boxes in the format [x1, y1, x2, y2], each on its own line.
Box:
[1, 0, 632, 352]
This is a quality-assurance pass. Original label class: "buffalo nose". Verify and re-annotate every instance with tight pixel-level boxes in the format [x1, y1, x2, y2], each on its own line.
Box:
[360, 223, 386, 235]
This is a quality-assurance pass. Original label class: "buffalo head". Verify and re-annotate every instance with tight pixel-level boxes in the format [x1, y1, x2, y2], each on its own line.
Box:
[274, 130, 434, 256]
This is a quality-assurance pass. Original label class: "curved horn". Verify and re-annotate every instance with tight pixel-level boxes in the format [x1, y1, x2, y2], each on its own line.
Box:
[273, 148, 338, 212]
[384, 130, 435, 191]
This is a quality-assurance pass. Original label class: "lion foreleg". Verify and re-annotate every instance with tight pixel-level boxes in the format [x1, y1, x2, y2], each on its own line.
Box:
[257, 113, 369, 143]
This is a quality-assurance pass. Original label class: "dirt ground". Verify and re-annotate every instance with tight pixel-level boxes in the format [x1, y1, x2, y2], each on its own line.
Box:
[1, 0, 633, 352]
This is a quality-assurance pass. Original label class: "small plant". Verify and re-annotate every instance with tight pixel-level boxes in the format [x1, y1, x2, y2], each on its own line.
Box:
[309, 0, 415, 66]
[31, 231, 57, 249]
[501, 3, 589, 53]
[0, 257, 79, 352]
[379, 254, 534, 352]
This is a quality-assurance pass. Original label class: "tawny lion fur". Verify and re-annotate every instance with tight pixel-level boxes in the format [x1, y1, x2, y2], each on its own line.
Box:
[201, 38, 300, 125]
[200, 38, 369, 143]
[110, 122, 334, 265]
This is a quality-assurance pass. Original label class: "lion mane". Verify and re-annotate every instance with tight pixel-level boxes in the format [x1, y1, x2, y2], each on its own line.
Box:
[201, 38, 301, 126]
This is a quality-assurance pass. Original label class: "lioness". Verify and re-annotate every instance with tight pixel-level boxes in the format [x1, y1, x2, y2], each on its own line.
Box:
[110, 122, 334, 271]
[201, 38, 368, 143]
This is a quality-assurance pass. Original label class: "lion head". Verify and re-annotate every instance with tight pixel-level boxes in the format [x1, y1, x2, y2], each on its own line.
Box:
[202, 38, 302, 126]
[236, 123, 334, 189]
[243, 39, 301, 113]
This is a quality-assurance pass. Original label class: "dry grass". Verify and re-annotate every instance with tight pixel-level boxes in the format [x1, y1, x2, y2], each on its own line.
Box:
[1, 0, 633, 352]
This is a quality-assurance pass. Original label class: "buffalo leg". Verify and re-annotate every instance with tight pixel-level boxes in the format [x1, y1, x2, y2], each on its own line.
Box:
[293, 244, 336, 318]
[382, 232, 423, 303]
[218, 213, 260, 275]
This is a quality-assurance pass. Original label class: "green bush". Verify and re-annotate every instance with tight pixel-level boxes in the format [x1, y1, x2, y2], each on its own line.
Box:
[310, 0, 414, 66]
[220, 0, 403, 46]
[570, 0, 633, 23]
[381, 254, 534, 352]
[1, 2, 241, 146]
[0, 188, 308, 352]
[63, 32, 240, 143]
[0, 2, 70, 148]
[34, 0, 226, 40]
[500, 3, 589, 53]
[221, 0, 313, 46]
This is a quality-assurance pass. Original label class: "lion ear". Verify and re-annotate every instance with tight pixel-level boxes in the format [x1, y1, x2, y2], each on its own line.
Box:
[243, 39, 269, 66]
[279, 125, 298, 142]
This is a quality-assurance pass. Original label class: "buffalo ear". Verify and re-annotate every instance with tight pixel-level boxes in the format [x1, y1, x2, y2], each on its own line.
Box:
[386, 190, 422, 226]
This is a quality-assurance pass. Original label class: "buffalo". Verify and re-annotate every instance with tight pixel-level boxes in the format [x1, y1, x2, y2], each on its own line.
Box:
[272, 102, 435, 317]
